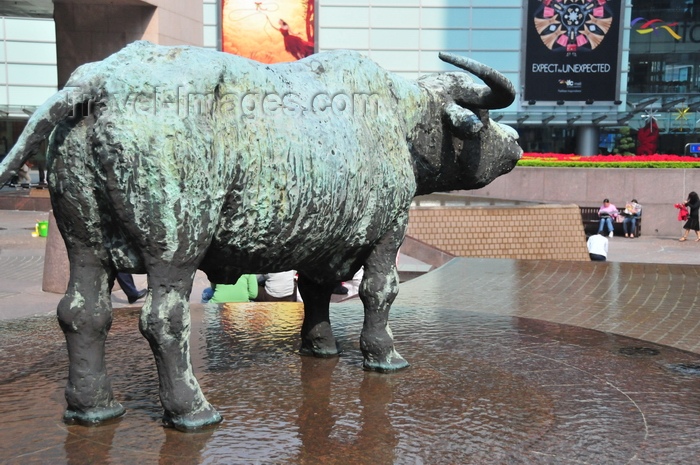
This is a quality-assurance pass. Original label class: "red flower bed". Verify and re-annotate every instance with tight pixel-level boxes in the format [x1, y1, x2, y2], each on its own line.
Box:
[522, 153, 691, 162]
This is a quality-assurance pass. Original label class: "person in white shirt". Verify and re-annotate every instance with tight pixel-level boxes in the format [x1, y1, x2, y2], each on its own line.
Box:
[587, 233, 608, 261]
[256, 270, 297, 301]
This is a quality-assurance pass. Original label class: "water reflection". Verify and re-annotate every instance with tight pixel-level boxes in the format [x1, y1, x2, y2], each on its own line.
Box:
[355, 372, 398, 464]
[3, 284, 700, 463]
[64, 423, 117, 465]
[295, 357, 398, 464]
[296, 357, 339, 459]
[158, 428, 214, 465]
[205, 301, 304, 371]
[201, 302, 400, 462]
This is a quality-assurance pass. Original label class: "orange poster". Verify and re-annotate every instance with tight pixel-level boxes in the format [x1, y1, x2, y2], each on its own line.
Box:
[222, 0, 315, 63]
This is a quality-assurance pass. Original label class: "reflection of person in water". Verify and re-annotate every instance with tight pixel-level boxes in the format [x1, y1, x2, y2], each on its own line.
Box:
[276, 19, 314, 59]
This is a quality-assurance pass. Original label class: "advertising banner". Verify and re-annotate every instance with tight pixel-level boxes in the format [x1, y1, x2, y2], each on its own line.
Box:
[222, 0, 315, 64]
[523, 0, 624, 102]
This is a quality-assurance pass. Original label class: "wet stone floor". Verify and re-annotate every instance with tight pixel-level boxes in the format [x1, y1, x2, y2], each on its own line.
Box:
[2, 290, 700, 463]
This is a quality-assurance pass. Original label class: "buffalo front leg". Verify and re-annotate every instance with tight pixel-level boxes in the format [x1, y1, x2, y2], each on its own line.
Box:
[359, 216, 409, 372]
[59, 258, 125, 425]
[298, 274, 339, 357]
[139, 269, 222, 431]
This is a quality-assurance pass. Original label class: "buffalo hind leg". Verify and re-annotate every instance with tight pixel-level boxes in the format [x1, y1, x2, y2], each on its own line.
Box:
[59, 257, 125, 425]
[298, 274, 339, 357]
[359, 215, 409, 372]
[139, 268, 222, 431]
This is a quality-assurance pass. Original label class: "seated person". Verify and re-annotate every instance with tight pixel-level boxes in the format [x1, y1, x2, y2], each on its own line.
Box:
[207, 274, 258, 303]
[597, 198, 618, 237]
[587, 233, 608, 261]
[256, 271, 297, 302]
[622, 199, 642, 238]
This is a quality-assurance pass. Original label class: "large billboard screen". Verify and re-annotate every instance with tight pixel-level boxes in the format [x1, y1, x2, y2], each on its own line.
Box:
[523, 0, 624, 102]
[221, 0, 315, 63]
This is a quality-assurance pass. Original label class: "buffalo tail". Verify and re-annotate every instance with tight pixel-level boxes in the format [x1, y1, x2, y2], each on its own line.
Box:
[0, 88, 79, 186]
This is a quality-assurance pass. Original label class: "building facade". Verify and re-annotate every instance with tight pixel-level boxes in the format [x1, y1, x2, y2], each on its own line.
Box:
[1, 0, 699, 157]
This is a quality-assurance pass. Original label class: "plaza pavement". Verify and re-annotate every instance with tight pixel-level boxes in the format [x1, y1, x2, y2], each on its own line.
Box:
[5, 188, 700, 463]
[3, 197, 700, 355]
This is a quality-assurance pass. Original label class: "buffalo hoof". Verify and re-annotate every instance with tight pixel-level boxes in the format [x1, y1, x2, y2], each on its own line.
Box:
[299, 341, 341, 358]
[63, 402, 126, 426]
[163, 406, 223, 432]
[362, 349, 410, 373]
[300, 322, 339, 357]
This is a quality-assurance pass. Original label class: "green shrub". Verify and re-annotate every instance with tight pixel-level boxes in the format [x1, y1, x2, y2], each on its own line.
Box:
[517, 160, 700, 168]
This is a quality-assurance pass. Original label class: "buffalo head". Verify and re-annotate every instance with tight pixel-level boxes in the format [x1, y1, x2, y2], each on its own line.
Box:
[410, 53, 522, 196]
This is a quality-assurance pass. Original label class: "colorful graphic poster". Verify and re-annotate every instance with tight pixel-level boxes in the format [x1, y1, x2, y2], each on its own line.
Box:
[523, 0, 623, 102]
[222, 0, 315, 64]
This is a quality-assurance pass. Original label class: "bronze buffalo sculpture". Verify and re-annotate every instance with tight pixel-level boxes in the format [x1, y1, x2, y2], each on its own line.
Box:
[0, 41, 521, 431]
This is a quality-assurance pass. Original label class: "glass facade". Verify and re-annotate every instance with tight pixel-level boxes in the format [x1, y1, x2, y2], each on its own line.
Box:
[628, 0, 700, 96]
[516, 1, 700, 155]
[623, 0, 700, 154]
[2, 1, 699, 156]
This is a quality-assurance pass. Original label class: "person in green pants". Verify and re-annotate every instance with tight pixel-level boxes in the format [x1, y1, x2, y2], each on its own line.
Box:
[208, 274, 258, 303]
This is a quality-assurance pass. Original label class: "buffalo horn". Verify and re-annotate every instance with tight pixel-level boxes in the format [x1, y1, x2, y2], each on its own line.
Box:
[439, 52, 515, 109]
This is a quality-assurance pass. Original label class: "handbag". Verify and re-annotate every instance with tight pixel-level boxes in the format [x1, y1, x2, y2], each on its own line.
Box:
[675, 203, 689, 221]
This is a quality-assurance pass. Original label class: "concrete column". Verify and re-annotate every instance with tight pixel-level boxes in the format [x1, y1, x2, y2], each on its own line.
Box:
[53, 2, 156, 88]
[576, 125, 600, 156]
[53, 0, 203, 89]
[42, 211, 69, 294]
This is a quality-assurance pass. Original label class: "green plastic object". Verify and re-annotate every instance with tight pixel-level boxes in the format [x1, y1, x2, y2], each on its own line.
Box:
[37, 221, 48, 237]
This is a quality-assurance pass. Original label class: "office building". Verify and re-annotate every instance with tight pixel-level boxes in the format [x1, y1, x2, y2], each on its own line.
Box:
[1, 0, 698, 157]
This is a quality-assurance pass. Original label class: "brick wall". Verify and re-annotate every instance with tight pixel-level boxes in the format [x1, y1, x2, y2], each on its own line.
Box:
[407, 204, 589, 261]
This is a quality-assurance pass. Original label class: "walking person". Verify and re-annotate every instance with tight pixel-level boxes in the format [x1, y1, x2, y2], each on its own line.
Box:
[29, 151, 47, 186]
[679, 191, 700, 241]
[13, 163, 31, 188]
[116, 273, 148, 304]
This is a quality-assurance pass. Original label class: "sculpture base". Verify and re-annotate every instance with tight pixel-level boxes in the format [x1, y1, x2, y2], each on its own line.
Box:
[2, 300, 700, 463]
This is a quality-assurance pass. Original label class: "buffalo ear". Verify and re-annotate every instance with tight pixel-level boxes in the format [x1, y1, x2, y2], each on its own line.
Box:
[444, 102, 483, 139]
